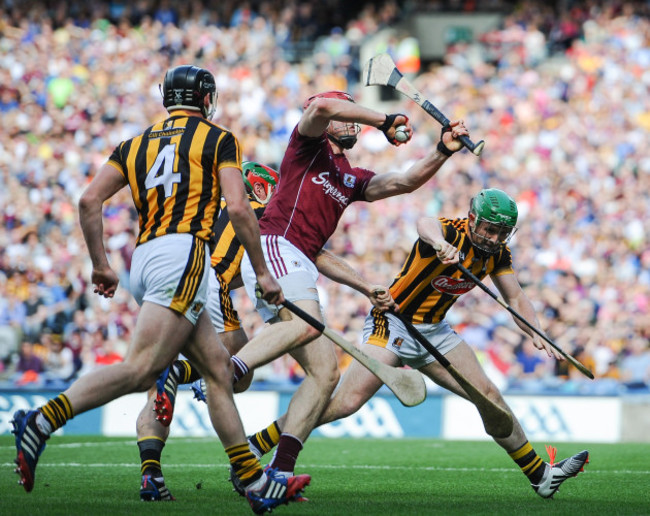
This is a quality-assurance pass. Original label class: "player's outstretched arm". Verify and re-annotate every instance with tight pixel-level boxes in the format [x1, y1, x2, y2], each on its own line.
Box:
[299, 97, 407, 138]
[364, 120, 469, 202]
[492, 273, 561, 360]
[315, 249, 395, 311]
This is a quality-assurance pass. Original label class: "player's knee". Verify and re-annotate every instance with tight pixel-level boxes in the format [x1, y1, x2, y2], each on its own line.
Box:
[484, 381, 507, 408]
[331, 387, 368, 419]
[339, 395, 363, 418]
[299, 322, 322, 344]
[313, 362, 340, 395]
[115, 362, 157, 392]
[233, 370, 254, 393]
[134, 373, 159, 392]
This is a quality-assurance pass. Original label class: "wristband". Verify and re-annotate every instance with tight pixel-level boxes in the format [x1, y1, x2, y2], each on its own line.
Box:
[377, 114, 398, 132]
[437, 141, 453, 157]
[437, 124, 454, 156]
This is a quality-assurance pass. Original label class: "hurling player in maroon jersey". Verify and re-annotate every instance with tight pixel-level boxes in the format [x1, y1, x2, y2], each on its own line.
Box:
[236, 90, 470, 480]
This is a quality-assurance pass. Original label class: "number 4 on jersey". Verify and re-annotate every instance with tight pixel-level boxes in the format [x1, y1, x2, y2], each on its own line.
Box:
[145, 143, 180, 198]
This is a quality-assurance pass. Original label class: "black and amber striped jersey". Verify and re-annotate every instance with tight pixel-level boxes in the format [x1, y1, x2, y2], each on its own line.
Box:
[211, 197, 266, 284]
[107, 115, 241, 249]
[390, 217, 514, 324]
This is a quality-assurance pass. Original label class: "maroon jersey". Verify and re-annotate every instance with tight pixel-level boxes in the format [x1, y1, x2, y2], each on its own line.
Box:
[259, 127, 375, 261]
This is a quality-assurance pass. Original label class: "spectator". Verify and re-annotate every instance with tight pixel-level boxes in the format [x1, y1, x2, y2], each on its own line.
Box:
[41, 332, 75, 385]
[12, 338, 46, 386]
[0, 0, 648, 394]
[619, 337, 650, 391]
[514, 339, 549, 378]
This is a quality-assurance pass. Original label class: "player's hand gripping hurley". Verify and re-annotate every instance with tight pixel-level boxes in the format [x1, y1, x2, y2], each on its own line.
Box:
[255, 286, 426, 407]
[283, 300, 426, 407]
[363, 53, 485, 156]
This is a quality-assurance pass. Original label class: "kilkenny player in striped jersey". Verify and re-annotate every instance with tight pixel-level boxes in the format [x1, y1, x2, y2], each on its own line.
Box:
[10, 66, 310, 513]
[145, 161, 396, 499]
[256, 189, 589, 500]
[134, 161, 280, 500]
[318, 188, 588, 499]
[389, 215, 514, 326]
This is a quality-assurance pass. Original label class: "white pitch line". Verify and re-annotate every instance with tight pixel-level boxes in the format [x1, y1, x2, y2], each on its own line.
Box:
[2, 439, 648, 475]
[0, 438, 210, 450]
[1, 461, 648, 475]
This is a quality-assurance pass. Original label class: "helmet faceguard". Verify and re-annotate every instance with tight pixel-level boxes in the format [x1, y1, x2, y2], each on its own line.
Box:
[242, 161, 279, 205]
[161, 65, 217, 119]
[303, 90, 359, 150]
[468, 189, 518, 254]
[326, 121, 361, 150]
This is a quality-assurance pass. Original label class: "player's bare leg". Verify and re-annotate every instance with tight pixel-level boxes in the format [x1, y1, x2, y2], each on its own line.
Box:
[137, 385, 174, 501]
[266, 333, 339, 476]
[234, 299, 340, 476]
[184, 312, 314, 508]
[285, 334, 340, 439]
[318, 345, 397, 425]
[420, 341, 588, 498]
[234, 299, 322, 374]
[65, 303, 192, 412]
[12, 303, 192, 493]
[182, 312, 249, 447]
[419, 342, 525, 446]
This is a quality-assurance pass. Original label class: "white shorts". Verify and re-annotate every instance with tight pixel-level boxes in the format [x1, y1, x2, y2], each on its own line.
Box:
[363, 310, 462, 369]
[130, 233, 211, 325]
[205, 269, 241, 333]
[241, 235, 320, 322]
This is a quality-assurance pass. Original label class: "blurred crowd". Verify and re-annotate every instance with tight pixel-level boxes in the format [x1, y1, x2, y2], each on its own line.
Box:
[0, 0, 648, 394]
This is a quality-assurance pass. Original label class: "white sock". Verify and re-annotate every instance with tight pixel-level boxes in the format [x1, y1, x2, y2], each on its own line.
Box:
[35, 412, 53, 436]
[248, 439, 263, 460]
[246, 472, 267, 492]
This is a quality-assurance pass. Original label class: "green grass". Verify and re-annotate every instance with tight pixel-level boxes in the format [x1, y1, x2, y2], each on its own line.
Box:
[1, 436, 649, 515]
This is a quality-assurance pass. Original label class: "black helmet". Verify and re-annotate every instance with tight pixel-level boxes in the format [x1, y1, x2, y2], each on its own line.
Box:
[161, 65, 217, 118]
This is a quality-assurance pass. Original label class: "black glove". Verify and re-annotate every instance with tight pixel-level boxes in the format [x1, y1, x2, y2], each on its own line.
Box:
[437, 124, 455, 157]
[377, 113, 407, 144]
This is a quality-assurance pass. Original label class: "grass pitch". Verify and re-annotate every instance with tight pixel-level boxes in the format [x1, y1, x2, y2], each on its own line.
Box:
[1, 436, 648, 515]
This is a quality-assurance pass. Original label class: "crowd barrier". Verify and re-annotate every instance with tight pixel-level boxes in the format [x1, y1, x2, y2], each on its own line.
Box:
[2, 387, 648, 443]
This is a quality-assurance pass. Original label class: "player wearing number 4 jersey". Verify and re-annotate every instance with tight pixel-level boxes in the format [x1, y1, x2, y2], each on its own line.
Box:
[145, 161, 393, 500]
[10, 65, 308, 513]
[136, 161, 278, 502]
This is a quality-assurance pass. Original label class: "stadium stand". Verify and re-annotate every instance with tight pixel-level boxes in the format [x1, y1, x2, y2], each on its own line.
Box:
[0, 0, 648, 394]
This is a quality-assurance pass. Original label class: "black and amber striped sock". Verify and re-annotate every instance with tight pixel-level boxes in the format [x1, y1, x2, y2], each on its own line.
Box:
[39, 394, 73, 433]
[226, 443, 263, 487]
[138, 437, 165, 476]
[249, 421, 282, 456]
[175, 359, 201, 384]
[509, 441, 547, 484]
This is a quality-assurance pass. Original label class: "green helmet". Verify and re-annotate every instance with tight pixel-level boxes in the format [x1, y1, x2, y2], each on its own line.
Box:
[469, 188, 518, 253]
[242, 161, 279, 205]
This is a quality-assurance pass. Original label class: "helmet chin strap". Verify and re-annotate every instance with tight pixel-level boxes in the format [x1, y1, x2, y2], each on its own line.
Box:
[327, 133, 357, 150]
